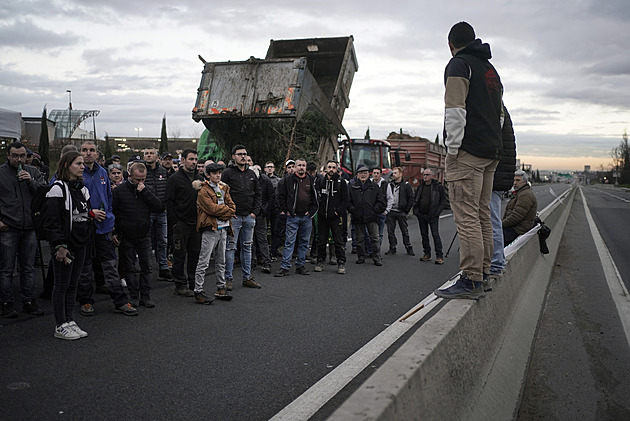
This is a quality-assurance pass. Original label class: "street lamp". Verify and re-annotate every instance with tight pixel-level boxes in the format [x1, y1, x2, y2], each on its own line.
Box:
[66, 89, 72, 110]
[134, 127, 142, 139]
[66, 89, 72, 140]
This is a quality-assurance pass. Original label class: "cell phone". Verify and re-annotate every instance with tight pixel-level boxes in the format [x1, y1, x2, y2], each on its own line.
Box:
[64, 252, 75, 265]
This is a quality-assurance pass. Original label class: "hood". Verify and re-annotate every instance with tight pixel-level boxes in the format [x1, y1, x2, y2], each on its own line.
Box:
[457, 38, 492, 60]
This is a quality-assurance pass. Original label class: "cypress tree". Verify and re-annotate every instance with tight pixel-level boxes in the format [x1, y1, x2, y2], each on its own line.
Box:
[37, 106, 50, 165]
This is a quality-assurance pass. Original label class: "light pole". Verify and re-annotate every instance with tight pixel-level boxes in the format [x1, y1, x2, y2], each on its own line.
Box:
[66, 89, 72, 140]
[135, 127, 142, 140]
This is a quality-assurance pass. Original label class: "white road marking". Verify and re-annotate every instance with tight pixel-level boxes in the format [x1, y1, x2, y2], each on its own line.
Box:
[599, 189, 630, 203]
[269, 291, 448, 420]
[580, 187, 630, 348]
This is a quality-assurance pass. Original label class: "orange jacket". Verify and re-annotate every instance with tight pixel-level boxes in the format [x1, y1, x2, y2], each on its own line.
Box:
[193, 180, 235, 235]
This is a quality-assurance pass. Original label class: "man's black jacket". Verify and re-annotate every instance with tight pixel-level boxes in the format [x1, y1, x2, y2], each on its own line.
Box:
[221, 163, 262, 216]
[113, 180, 164, 240]
[413, 179, 447, 220]
[165, 168, 203, 227]
[348, 178, 386, 223]
[315, 173, 348, 219]
[276, 173, 318, 216]
[145, 163, 169, 203]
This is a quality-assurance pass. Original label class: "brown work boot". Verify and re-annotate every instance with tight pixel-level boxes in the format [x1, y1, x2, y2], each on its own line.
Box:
[242, 277, 262, 289]
[420, 254, 431, 262]
[435, 257, 444, 265]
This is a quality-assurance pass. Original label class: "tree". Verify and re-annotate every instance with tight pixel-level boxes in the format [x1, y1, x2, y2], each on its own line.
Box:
[364, 127, 370, 139]
[159, 115, 169, 154]
[435, 134, 439, 144]
[104, 132, 114, 158]
[37, 106, 50, 165]
[610, 130, 630, 184]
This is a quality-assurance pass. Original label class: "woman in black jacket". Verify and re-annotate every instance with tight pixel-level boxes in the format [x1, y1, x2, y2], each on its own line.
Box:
[45, 151, 92, 340]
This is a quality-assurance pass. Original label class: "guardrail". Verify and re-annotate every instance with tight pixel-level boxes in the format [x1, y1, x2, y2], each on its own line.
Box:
[329, 186, 577, 421]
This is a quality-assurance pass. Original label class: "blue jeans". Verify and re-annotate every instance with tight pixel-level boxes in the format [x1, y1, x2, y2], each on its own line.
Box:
[225, 215, 255, 281]
[281, 215, 313, 270]
[150, 212, 168, 270]
[0, 228, 37, 303]
[417, 214, 443, 258]
[490, 191, 505, 274]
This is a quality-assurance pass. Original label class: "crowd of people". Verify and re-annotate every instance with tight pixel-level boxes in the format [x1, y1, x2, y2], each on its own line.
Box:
[1, 21, 542, 340]
[0, 140, 453, 341]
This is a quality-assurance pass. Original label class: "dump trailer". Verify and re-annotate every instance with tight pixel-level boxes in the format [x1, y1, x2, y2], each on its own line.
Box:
[192, 36, 358, 150]
[387, 133, 447, 187]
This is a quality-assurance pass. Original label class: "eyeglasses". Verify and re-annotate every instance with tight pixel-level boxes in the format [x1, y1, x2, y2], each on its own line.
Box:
[423, 173, 432, 176]
[234, 152, 247, 156]
[265, 165, 274, 168]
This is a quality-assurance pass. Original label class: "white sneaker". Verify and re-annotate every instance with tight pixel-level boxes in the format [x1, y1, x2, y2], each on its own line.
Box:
[67, 321, 88, 338]
[54, 322, 81, 340]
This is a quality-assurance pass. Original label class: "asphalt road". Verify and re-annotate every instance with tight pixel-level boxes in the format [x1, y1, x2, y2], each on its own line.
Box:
[0, 183, 571, 421]
[518, 186, 630, 419]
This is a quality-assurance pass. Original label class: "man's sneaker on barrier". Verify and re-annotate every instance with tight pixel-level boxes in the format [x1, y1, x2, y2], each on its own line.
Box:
[174, 286, 194, 297]
[482, 273, 492, 292]
[67, 321, 88, 338]
[214, 288, 233, 301]
[434, 273, 485, 300]
[54, 322, 81, 340]
[337, 264, 346, 274]
[80, 303, 95, 316]
[23, 300, 45, 316]
[194, 291, 214, 305]
[242, 277, 262, 288]
[114, 302, 139, 316]
[420, 254, 431, 262]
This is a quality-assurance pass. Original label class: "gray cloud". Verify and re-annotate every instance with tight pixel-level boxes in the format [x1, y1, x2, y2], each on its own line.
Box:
[0, 18, 79, 49]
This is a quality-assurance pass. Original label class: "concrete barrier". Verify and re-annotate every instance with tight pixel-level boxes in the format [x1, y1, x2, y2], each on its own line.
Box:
[329, 186, 577, 421]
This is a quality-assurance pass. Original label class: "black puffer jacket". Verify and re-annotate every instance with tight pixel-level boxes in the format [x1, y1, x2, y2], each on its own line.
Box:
[348, 178, 386, 223]
[113, 180, 164, 240]
[145, 163, 169, 203]
[493, 106, 517, 191]
[389, 179, 414, 214]
[316, 173, 348, 219]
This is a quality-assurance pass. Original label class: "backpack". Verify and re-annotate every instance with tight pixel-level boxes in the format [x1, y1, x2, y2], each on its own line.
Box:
[31, 181, 65, 241]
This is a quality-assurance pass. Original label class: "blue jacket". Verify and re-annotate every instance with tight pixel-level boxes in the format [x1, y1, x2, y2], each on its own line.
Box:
[83, 163, 115, 234]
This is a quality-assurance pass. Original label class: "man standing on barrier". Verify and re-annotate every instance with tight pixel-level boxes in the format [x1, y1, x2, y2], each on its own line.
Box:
[435, 21, 503, 300]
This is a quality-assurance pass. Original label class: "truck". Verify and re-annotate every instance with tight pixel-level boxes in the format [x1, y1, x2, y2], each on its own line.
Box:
[191, 36, 358, 163]
[337, 133, 446, 187]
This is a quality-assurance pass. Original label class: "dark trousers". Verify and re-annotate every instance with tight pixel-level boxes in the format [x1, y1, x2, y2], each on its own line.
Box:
[52, 247, 87, 326]
[253, 214, 271, 266]
[172, 222, 201, 289]
[386, 211, 411, 249]
[270, 212, 286, 257]
[355, 221, 380, 262]
[503, 226, 519, 247]
[317, 215, 346, 264]
[417, 214, 443, 258]
[119, 236, 153, 300]
[77, 232, 129, 307]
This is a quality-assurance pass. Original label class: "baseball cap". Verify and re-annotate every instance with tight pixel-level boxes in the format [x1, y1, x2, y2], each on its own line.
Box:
[285, 159, 296, 167]
[161, 152, 173, 159]
[128, 154, 143, 163]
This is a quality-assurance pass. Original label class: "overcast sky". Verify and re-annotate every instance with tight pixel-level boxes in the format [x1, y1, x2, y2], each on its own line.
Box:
[1, 0, 629, 170]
